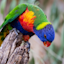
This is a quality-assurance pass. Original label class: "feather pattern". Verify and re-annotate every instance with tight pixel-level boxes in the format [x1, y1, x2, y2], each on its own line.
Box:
[0, 4, 51, 30]
[0, 4, 55, 47]
[0, 4, 27, 29]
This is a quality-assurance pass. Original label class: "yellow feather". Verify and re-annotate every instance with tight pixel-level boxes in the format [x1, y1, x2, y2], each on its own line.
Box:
[36, 22, 51, 30]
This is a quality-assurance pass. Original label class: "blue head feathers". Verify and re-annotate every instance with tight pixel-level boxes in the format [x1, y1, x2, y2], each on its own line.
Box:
[33, 24, 55, 47]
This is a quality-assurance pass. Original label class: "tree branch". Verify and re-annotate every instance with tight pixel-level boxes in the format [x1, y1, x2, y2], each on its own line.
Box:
[0, 29, 30, 64]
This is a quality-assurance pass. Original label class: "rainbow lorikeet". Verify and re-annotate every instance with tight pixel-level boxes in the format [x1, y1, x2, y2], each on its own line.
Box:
[0, 4, 55, 47]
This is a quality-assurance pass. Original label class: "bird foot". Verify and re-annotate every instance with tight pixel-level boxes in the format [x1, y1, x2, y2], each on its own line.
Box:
[25, 41, 30, 52]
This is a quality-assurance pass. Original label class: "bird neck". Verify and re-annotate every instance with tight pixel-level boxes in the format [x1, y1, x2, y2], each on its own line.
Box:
[18, 7, 36, 32]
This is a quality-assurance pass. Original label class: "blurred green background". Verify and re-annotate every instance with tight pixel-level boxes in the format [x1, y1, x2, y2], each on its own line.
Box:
[0, 0, 64, 64]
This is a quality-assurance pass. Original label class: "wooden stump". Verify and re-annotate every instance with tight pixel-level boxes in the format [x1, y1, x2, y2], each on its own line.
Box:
[0, 29, 30, 64]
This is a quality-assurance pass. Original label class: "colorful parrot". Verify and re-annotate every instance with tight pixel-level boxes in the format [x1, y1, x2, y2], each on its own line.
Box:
[0, 4, 55, 47]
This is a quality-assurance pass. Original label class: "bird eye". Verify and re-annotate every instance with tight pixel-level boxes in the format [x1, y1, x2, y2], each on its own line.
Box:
[44, 34, 46, 38]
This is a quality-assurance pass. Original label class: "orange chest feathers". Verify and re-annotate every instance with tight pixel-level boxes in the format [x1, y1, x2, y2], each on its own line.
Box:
[18, 8, 36, 32]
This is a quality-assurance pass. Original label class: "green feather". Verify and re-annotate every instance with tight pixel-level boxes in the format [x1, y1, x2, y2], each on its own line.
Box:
[0, 3, 50, 30]
[0, 4, 27, 29]
[26, 4, 51, 30]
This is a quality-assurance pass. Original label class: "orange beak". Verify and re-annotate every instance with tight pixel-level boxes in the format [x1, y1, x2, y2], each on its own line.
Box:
[43, 41, 51, 47]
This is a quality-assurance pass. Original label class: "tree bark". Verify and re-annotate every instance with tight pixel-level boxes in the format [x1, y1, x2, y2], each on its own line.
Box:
[0, 29, 30, 64]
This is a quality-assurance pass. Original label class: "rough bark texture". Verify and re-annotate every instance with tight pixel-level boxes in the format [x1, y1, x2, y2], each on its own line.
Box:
[0, 29, 30, 64]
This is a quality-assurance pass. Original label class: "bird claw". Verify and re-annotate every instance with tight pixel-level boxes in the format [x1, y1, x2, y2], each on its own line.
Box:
[25, 41, 30, 52]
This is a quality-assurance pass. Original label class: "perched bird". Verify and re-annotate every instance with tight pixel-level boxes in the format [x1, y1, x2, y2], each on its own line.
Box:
[0, 4, 55, 47]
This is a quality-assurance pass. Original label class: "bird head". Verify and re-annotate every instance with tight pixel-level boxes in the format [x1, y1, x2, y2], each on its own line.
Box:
[33, 24, 55, 47]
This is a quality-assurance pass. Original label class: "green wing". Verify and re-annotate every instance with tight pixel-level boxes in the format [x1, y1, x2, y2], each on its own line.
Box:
[0, 3, 51, 30]
[0, 4, 27, 29]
